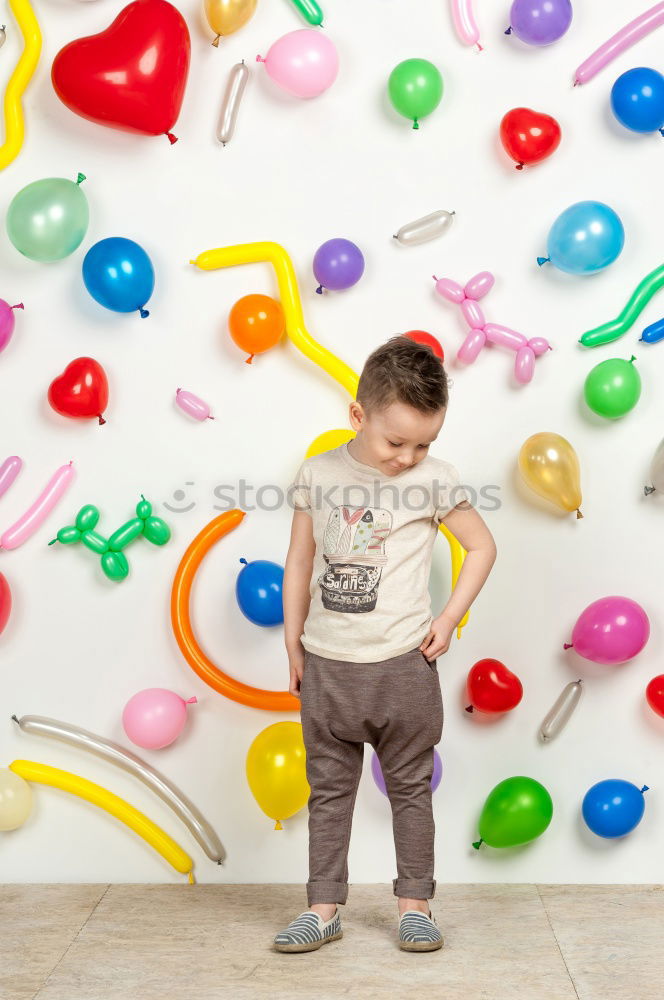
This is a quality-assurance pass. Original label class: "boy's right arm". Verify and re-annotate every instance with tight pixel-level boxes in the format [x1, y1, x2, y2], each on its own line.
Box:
[283, 509, 315, 699]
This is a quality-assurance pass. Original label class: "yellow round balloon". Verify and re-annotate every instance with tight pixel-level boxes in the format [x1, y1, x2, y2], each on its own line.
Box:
[306, 428, 355, 459]
[0, 767, 33, 831]
[204, 0, 257, 46]
[518, 432, 583, 518]
[246, 722, 309, 829]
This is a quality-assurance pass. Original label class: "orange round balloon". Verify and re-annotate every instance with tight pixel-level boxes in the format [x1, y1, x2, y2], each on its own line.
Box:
[228, 294, 285, 364]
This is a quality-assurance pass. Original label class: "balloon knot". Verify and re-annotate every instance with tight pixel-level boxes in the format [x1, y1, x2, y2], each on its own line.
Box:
[504, 25, 512, 34]
[245, 354, 254, 364]
[186, 696, 198, 705]
[515, 162, 524, 170]
[644, 485, 656, 495]
[239, 557, 248, 565]
[629, 355, 636, 363]
[275, 819, 283, 830]
[576, 509, 583, 519]
[573, 78, 579, 87]
[11, 715, 19, 724]
[412, 119, 420, 130]
[316, 285, 324, 294]
[537, 257, 550, 267]
[166, 132, 178, 145]
[641, 785, 650, 794]
[212, 35, 220, 47]
[432, 275, 438, 282]
[472, 839, 483, 850]
[563, 642, 573, 649]
[659, 128, 664, 137]
[465, 705, 474, 713]
[48, 538, 57, 546]
[256, 55, 265, 63]
[188, 871, 195, 884]
[98, 414, 106, 426]
[77, 173, 86, 185]
[139, 308, 150, 318]
[12, 303, 24, 311]
[476, 42, 483, 52]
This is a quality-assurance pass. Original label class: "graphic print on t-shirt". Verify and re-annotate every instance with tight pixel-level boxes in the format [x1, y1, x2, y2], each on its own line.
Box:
[317, 505, 392, 613]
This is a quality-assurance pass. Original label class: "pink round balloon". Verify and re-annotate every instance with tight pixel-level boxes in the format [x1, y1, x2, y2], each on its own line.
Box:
[258, 29, 339, 99]
[564, 596, 650, 665]
[175, 389, 213, 422]
[122, 688, 197, 749]
[0, 300, 24, 354]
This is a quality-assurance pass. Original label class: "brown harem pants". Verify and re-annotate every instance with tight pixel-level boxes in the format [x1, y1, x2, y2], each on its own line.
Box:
[299, 645, 444, 906]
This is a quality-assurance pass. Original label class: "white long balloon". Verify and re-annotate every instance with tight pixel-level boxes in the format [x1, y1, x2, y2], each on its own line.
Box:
[538, 681, 583, 742]
[217, 60, 249, 146]
[393, 210, 455, 246]
[12, 714, 226, 863]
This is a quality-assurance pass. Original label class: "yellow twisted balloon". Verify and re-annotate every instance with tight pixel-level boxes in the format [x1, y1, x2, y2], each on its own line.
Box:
[190, 241, 469, 637]
[0, 0, 42, 171]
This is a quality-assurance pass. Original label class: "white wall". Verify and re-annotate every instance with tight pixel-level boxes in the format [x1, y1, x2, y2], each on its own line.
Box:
[2, 0, 663, 886]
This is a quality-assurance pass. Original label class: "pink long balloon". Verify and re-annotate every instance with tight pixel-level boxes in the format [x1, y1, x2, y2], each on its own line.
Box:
[457, 328, 486, 363]
[0, 457, 23, 499]
[515, 346, 535, 384]
[574, 2, 664, 86]
[450, 0, 482, 49]
[0, 462, 75, 550]
[484, 323, 526, 350]
[175, 389, 213, 422]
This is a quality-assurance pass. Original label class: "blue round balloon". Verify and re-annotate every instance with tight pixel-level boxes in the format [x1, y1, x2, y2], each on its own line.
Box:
[82, 237, 155, 318]
[540, 201, 625, 274]
[611, 67, 664, 134]
[582, 779, 648, 839]
[236, 558, 284, 626]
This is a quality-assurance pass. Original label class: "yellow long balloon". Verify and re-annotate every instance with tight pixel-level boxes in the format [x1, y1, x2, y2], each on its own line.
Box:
[10, 760, 195, 883]
[190, 241, 469, 637]
[0, 0, 42, 171]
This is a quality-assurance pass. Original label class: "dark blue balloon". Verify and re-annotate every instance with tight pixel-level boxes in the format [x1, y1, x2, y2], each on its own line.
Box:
[610, 67, 664, 134]
[236, 558, 284, 626]
[83, 237, 155, 318]
[582, 779, 648, 838]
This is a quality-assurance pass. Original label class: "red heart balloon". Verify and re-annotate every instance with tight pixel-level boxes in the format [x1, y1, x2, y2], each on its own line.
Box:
[48, 358, 109, 425]
[499, 107, 561, 170]
[466, 658, 523, 714]
[646, 674, 664, 719]
[51, 0, 191, 144]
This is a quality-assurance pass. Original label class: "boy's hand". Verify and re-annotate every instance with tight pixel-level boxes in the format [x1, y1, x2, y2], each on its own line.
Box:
[288, 645, 305, 699]
[419, 613, 457, 660]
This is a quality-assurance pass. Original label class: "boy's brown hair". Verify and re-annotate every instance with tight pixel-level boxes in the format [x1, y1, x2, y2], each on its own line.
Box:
[356, 335, 449, 415]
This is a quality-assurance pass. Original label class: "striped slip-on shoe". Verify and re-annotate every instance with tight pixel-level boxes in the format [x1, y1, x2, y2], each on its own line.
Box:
[398, 909, 444, 952]
[273, 908, 343, 953]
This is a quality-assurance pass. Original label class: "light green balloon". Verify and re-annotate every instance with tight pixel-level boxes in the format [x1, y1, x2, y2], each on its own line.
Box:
[584, 355, 641, 419]
[388, 58, 443, 129]
[473, 776, 553, 850]
[6, 173, 89, 262]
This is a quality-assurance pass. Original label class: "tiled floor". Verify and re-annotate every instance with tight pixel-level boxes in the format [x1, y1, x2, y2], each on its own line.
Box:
[2, 884, 662, 1000]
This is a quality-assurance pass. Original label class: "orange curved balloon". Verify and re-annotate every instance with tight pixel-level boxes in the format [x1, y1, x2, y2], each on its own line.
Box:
[171, 509, 300, 711]
[228, 293, 285, 364]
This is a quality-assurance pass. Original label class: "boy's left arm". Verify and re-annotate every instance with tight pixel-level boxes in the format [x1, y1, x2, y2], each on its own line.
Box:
[420, 501, 497, 660]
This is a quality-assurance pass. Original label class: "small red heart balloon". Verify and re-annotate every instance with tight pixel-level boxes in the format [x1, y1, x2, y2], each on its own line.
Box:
[646, 674, 664, 719]
[403, 330, 445, 362]
[466, 658, 523, 714]
[499, 107, 561, 170]
[48, 358, 109, 425]
[51, 0, 191, 143]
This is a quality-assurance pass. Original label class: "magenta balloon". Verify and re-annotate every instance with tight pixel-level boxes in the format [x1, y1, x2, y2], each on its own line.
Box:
[566, 596, 650, 665]
[371, 749, 443, 796]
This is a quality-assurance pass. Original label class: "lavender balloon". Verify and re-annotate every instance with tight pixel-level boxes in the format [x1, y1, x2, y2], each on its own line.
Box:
[372, 748, 443, 796]
[507, 0, 573, 46]
[313, 238, 365, 294]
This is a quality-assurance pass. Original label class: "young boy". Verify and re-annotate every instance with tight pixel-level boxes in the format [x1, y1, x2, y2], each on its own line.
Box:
[274, 336, 496, 954]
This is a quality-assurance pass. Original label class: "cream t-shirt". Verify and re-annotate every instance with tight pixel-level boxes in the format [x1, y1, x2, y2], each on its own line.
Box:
[289, 441, 471, 663]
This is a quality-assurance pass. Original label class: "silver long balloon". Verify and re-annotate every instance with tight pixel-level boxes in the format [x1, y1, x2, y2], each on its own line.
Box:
[0, 26, 6, 50]
[217, 60, 249, 146]
[12, 714, 226, 864]
[645, 437, 664, 495]
[538, 681, 583, 742]
[393, 210, 455, 246]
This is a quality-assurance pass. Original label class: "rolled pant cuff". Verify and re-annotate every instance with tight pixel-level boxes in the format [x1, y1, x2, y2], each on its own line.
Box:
[393, 877, 436, 899]
[307, 880, 349, 905]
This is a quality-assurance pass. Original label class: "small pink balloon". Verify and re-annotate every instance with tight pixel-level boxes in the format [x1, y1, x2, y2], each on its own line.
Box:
[514, 345, 535, 383]
[564, 596, 650, 665]
[122, 688, 198, 749]
[434, 276, 465, 303]
[528, 337, 552, 356]
[461, 299, 485, 329]
[175, 389, 213, 422]
[485, 323, 526, 350]
[464, 272, 494, 300]
[457, 328, 486, 363]
[257, 29, 339, 99]
[0, 300, 24, 354]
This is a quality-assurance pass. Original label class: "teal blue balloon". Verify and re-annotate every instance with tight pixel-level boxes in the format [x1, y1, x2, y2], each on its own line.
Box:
[6, 174, 89, 262]
[538, 200, 624, 274]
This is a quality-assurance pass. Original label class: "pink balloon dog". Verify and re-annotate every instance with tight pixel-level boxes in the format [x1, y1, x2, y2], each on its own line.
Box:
[433, 271, 551, 384]
[564, 596, 650, 665]
[574, 3, 664, 86]
[450, 0, 483, 51]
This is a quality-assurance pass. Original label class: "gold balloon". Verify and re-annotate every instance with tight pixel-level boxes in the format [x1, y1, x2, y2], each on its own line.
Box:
[204, 0, 257, 46]
[246, 722, 309, 830]
[518, 432, 583, 519]
[306, 428, 355, 459]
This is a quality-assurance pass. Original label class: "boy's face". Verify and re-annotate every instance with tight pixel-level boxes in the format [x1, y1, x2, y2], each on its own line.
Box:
[349, 401, 446, 476]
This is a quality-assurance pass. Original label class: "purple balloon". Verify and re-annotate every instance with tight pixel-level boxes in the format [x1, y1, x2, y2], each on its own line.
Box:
[508, 0, 573, 46]
[371, 749, 443, 796]
[313, 238, 365, 294]
[564, 596, 650, 665]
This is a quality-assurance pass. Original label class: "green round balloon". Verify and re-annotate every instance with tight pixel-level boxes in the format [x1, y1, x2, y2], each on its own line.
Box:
[583, 355, 641, 419]
[6, 173, 89, 262]
[473, 776, 553, 850]
[388, 58, 443, 129]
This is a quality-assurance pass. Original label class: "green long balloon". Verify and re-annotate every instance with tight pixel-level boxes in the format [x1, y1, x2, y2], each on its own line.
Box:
[288, 0, 323, 25]
[579, 264, 664, 347]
